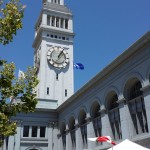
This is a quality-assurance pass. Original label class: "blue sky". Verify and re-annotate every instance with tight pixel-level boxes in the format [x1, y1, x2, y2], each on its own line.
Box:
[1, 0, 150, 92]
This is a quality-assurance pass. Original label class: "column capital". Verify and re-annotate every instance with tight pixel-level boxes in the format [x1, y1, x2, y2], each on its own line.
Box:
[48, 121, 58, 128]
[117, 97, 126, 104]
[16, 120, 22, 127]
[141, 84, 150, 92]
[75, 123, 80, 129]
[85, 116, 92, 123]
[65, 128, 70, 134]
[99, 105, 106, 113]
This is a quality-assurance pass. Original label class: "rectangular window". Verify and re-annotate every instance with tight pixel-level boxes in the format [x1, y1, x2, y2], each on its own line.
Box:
[56, 17, 59, 27]
[47, 15, 50, 26]
[65, 89, 67, 97]
[52, 16, 55, 26]
[56, 73, 58, 80]
[65, 19, 68, 29]
[61, 18, 63, 28]
[23, 126, 29, 137]
[32, 126, 38, 137]
[47, 87, 49, 95]
[40, 126, 46, 137]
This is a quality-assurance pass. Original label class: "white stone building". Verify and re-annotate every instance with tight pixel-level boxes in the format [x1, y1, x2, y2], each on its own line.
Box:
[3, 0, 150, 150]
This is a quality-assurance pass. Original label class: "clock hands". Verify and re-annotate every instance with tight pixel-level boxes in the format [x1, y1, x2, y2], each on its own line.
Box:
[58, 50, 64, 59]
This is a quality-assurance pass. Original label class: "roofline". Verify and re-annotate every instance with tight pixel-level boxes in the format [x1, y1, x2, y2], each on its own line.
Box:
[57, 31, 150, 111]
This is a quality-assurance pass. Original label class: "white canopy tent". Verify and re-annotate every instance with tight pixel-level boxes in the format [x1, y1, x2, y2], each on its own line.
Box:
[107, 139, 150, 150]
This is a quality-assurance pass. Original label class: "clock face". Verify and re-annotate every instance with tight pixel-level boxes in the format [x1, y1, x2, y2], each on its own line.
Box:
[47, 46, 69, 69]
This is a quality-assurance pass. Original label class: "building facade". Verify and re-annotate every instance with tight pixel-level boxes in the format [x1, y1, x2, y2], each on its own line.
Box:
[3, 0, 150, 150]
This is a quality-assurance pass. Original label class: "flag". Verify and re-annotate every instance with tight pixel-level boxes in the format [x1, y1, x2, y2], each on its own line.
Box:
[18, 69, 25, 79]
[88, 136, 116, 145]
[73, 63, 84, 70]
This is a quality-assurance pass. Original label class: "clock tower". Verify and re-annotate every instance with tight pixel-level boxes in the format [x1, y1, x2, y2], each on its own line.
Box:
[33, 0, 74, 107]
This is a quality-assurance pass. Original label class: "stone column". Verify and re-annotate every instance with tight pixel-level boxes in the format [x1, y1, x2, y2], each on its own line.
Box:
[142, 85, 150, 132]
[117, 96, 131, 139]
[100, 106, 113, 147]
[37, 126, 40, 138]
[8, 136, 15, 150]
[48, 122, 57, 150]
[42, 13, 47, 25]
[59, 18, 61, 28]
[63, 18, 65, 29]
[65, 128, 72, 150]
[60, 0, 64, 5]
[54, 17, 56, 27]
[14, 120, 22, 150]
[68, 18, 73, 30]
[57, 133, 63, 150]
[75, 123, 83, 150]
[2, 137, 6, 150]
[50, 16, 52, 26]
[86, 116, 95, 150]
[53, 122, 58, 150]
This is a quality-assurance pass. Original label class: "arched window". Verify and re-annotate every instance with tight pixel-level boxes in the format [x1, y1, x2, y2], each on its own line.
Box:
[79, 110, 87, 149]
[91, 102, 102, 146]
[69, 117, 76, 150]
[107, 92, 122, 140]
[91, 102, 101, 138]
[126, 80, 148, 135]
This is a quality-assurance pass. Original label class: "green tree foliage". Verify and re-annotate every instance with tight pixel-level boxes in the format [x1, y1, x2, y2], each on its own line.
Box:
[0, 0, 39, 147]
[0, 0, 24, 45]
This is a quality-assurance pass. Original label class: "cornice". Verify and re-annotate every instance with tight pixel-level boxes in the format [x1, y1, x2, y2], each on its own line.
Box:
[32, 26, 75, 48]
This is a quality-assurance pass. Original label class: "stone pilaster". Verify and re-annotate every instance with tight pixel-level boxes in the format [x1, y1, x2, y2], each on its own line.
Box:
[75, 123, 83, 150]
[42, 13, 47, 25]
[142, 84, 150, 133]
[8, 136, 15, 150]
[117, 96, 132, 140]
[57, 133, 63, 150]
[48, 122, 58, 150]
[100, 106, 113, 147]
[14, 120, 22, 150]
[86, 116, 96, 150]
[2, 137, 6, 150]
[65, 128, 72, 150]
[53, 122, 58, 150]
